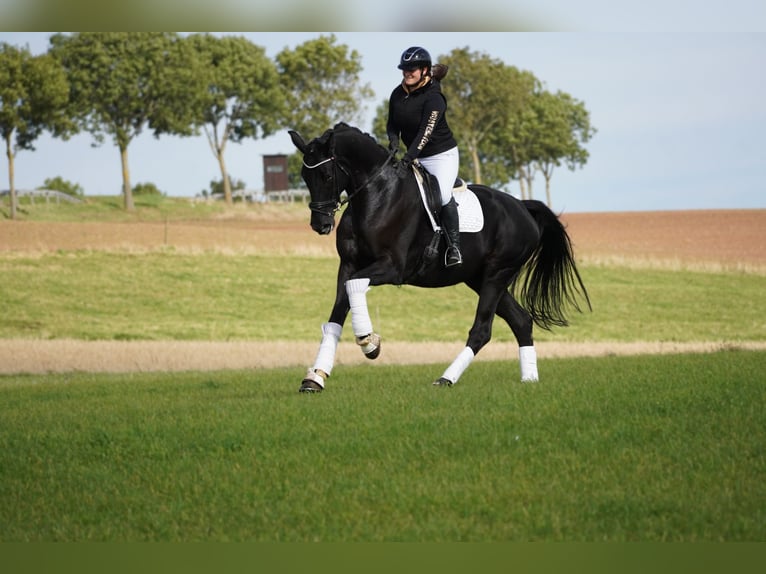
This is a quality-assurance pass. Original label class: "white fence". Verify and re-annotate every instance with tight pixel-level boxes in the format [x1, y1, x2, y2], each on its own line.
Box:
[0, 189, 83, 203]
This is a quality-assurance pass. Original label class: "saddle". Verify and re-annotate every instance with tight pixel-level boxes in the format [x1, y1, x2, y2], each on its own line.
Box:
[413, 162, 445, 219]
[411, 162, 483, 234]
[410, 162, 484, 273]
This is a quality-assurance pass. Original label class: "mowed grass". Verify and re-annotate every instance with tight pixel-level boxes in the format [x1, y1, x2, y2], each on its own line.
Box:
[5, 194, 310, 223]
[2, 209, 764, 542]
[1, 350, 764, 541]
[0, 252, 764, 342]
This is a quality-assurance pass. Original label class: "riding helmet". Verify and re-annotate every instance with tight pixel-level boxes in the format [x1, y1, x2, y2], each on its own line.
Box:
[398, 46, 432, 70]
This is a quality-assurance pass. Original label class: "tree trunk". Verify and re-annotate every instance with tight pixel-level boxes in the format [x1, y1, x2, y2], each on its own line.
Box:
[218, 151, 233, 205]
[545, 176, 552, 209]
[511, 147, 525, 199]
[204, 124, 232, 204]
[469, 144, 482, 185]
[120, 145, 134, 211]
[5, 134, 17, 220]
[525, 163, 535, 201]
[517, 163, 528, 200]
[526, 174, 534, 200]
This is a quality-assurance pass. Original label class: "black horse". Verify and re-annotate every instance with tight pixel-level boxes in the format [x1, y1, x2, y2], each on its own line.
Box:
[289, 122, 590, 392]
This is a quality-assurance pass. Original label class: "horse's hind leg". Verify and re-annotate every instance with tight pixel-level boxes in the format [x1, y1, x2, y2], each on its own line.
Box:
[495, 290, 538, 382]
[434, 282, 538, 386]
[434, 277, 510, 386]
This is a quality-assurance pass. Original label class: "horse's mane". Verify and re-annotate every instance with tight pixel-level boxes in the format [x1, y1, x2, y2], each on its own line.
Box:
[331, 122, 386, 152]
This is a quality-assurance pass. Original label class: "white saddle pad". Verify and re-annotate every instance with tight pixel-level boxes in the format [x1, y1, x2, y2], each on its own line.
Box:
[453, 188, 484, 233]
[414, 170, 484, 233]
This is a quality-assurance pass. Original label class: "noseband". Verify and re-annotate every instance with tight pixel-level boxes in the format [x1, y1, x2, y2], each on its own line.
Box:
[303, 152, 394, 217]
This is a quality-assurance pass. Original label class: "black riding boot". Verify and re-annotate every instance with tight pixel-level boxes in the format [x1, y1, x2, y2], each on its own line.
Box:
[440, 197, 462, 267]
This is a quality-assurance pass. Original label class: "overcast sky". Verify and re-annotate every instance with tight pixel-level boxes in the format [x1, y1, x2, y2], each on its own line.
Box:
[2, 29, 765, 213]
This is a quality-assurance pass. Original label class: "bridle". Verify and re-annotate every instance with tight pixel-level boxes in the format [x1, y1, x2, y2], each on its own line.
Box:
[302, 152, 395, 217]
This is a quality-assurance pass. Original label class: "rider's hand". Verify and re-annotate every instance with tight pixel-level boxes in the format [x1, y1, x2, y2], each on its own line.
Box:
[395, 156, 412, 179]
[388, 138, 399, 156]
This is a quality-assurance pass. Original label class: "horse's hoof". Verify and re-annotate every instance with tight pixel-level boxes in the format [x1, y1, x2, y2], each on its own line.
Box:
[365, 344, 381, 360]
[299, 369, 326, 393]
[299, 379, 323, 393]
[432, 377, 454, 387]
[356, 333, 381, 360]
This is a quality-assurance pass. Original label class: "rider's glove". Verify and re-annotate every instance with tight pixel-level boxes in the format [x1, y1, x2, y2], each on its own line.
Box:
[395, 155, 413, 179]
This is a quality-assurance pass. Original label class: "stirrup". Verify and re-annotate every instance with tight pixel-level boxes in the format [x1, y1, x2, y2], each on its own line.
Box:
[445, 247, 462, 267]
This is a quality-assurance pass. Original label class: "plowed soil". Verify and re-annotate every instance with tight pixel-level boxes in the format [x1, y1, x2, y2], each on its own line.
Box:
[1, 209, 764, 374]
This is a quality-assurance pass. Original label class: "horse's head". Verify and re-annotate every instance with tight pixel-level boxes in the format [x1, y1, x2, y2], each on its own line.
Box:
[289, 128, 351, 235]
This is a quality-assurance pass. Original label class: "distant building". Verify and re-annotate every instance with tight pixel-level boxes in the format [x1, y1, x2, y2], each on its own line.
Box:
[263, 154, 307, 202]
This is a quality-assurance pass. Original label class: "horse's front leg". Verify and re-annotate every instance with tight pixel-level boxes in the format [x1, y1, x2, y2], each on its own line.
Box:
[301, 269, 389, 392]
[300, 266, 353, 393]
[345, 256, 406, 361]
[300, 319, 345, 393]
[346, 277, 381, 360]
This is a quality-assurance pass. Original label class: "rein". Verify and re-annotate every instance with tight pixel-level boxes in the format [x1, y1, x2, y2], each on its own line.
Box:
[303, 152, 395, 217]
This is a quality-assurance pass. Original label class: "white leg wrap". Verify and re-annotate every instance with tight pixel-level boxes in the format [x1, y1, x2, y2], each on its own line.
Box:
[312, 322, 343, 377]
[345, 278, 373, 337]
[442, 347, 475, 385]
[519, 345, 539, 382]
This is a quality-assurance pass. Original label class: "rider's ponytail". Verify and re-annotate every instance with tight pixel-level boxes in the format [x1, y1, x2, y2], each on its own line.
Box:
[431, 63, 449, 81]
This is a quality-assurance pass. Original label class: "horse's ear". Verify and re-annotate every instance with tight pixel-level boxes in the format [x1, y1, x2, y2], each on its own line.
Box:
[288, 130, 307, 153]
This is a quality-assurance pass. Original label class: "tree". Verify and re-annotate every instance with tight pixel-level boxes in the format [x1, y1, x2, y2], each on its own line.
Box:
[39, 176, 84, 197]
[49, 32, 193, 211]
[182, 34, 286, 204]
[439, 48, 538, 187]
[131, 182, 164, 196]
[202, 176, 246, 199]
[277, 34, 373, 137]
[370, 47, 594, 203]
[276, 34, 373, 188]
[371, 100, 388, 144]
[489, 99, 540, 200]
[530, 90, 596, 208]
[0, 43, 70, 219]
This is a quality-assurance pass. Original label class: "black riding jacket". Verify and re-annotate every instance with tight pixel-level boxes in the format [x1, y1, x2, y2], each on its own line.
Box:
[386, 78, 458, 161]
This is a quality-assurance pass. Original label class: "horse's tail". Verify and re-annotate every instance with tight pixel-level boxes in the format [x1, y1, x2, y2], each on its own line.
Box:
[515, 199, 591, 329]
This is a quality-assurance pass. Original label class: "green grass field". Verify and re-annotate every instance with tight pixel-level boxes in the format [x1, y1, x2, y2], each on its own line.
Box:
[1, 199, 764, 541]
[1, 351, 764, 541]
[1, 252, 765, 342]
[5, 194, 310, 222]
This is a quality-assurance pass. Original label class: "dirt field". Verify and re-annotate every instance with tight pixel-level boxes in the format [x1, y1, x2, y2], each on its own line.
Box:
[562, 209, 766, 273]
[2, 208, 765, 268]
[1, 209, 764, 374]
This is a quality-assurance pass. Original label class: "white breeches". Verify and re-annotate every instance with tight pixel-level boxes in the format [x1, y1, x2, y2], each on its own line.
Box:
[418, 146, 459, 205]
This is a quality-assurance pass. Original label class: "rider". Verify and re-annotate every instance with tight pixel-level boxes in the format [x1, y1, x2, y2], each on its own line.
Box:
[386, 46, 462, 267]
